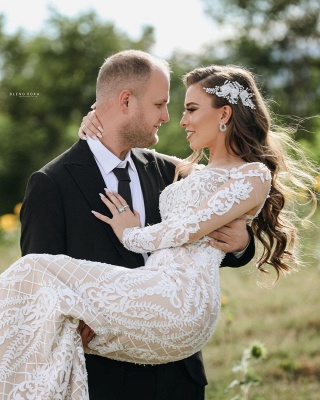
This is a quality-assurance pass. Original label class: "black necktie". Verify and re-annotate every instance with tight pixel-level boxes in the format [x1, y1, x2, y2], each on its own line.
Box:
[113, 162, 133, 212]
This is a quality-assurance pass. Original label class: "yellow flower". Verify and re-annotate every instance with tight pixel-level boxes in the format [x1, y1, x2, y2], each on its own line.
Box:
[0, 214, 18, 231]
[221, 294, 228, 306]
[315, 176, 320, 193]
[14, 202, 22, 216]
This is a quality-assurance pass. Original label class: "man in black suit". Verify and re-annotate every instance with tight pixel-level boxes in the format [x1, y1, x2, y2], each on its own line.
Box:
[21, 50, 254, 400]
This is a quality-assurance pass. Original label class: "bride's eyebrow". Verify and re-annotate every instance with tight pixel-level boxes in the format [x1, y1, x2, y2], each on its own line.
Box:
[185, 102, 199, 107]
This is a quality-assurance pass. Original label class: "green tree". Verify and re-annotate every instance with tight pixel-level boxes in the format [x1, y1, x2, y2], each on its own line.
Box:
[1, 3, 319, 215]
[0, 10, 155, 213]
[201, 0, 320, 154]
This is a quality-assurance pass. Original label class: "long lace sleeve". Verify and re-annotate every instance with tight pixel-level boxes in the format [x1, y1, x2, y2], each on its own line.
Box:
[123, 163, 271, 253]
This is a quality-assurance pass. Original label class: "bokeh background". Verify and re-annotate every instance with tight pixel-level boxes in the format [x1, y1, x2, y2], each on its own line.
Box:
[0, 1, 319, 398]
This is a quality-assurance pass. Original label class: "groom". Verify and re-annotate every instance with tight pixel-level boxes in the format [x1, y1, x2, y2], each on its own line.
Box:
[20, 50, 254, 400]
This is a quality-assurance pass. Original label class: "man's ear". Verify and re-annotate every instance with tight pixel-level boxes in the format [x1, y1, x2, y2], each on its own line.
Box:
[118, 90, 131, 113]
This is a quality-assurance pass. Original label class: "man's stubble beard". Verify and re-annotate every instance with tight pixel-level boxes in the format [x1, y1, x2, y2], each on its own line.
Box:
[119, 110, 158, 149]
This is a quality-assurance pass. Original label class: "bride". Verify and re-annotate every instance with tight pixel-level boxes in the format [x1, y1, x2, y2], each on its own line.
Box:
[0, 64, 316, 399]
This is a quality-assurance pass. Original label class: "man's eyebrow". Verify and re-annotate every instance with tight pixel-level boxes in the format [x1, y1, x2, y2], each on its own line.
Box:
[157, 97, 170, 104]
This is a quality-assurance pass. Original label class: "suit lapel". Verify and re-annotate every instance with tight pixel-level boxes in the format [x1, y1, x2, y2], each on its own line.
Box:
[65, 141, 143, 267]
[65, 141, 108, 215]
[131, 149, 162, 225]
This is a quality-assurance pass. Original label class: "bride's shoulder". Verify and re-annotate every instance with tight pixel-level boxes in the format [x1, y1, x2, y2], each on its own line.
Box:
[233, 162, 271, 180]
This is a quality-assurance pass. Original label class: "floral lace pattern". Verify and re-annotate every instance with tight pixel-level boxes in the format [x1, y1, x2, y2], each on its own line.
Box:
[0, 162, 270, 399]
[123, 163, 271, 253]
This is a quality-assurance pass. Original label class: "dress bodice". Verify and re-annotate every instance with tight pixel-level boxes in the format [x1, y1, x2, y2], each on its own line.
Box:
[123, 162, 271, 255]
[159, 166, 232, 220]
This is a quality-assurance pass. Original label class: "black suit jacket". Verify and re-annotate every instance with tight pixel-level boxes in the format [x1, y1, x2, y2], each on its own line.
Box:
[20, 140, 254, 387]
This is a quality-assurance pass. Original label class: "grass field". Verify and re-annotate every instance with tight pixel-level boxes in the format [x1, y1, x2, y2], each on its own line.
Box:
[1, 214, 319, 400]
[204, 261, 320, 399]
[204, 211, 320, 399]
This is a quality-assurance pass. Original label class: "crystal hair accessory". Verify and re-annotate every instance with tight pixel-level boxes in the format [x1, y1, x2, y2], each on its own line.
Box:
[203, 80, 256, 110]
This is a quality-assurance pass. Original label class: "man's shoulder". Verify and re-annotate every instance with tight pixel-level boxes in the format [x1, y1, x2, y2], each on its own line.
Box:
[131, 148, 176, 184]
[39, 141, 87, 174]
[132, 148, 175, 166]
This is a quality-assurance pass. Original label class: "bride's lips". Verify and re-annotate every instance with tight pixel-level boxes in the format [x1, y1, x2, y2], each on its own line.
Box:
[186, 131, 194, 140]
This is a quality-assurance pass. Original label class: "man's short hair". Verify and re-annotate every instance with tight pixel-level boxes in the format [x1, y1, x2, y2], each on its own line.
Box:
[96, 50, 170, 102]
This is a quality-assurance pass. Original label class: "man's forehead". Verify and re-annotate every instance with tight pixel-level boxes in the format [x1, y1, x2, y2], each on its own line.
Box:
[145, 74, 170, 101]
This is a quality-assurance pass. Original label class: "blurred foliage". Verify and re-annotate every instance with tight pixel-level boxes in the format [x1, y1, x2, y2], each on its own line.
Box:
[0, 2, 320, 214]
[0, 9, 155, 213]
[201, 0, 320, 147]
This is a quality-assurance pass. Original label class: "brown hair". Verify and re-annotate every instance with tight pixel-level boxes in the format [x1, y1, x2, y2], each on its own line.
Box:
[177, 65, 318, 279]
[96, 50, 171, 102]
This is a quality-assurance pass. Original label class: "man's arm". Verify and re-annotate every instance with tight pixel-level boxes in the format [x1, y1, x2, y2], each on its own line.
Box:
[20, 171, 66, 255]
[217, 225, 255, 268]
[207, 217, 255, 268]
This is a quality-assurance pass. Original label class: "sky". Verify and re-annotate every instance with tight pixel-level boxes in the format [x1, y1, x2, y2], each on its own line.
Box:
[0, 0, 219, 58]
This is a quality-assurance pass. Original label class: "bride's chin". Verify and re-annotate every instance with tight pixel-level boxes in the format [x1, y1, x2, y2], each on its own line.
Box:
[189, 143, 199, 151]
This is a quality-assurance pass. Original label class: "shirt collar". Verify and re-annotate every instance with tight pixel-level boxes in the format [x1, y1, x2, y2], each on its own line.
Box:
[86, 137, 136, 174]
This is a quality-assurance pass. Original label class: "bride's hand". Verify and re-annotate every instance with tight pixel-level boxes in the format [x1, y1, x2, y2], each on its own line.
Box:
[78, 104, 104, 140]
[92, 190, 141, 242]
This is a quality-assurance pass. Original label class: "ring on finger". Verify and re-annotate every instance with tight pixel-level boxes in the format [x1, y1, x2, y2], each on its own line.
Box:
[118, 205, 129, 213]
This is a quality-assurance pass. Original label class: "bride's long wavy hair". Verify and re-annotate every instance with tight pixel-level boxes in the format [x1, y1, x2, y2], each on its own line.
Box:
[176, 65, 318, 278]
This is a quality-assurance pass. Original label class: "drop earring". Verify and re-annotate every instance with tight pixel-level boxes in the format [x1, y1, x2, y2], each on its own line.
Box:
[219, 122, 227, 132]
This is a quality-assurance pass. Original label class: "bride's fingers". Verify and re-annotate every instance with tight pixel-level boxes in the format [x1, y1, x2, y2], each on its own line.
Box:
[85, 112, 103, 134]
[103, 189, 126, 209]
[107, 191, 128, 207]
[79, 111, 103, 140]
[99, 193, 119, 214]
[78, 126, 87, 140]
[87, 112, 103, 135]
[100, 190, 131, 216]
[91, 210, 112, 224]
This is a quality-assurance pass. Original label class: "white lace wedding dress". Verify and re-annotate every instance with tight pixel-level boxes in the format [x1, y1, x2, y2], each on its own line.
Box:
[0, 162, 270, 399]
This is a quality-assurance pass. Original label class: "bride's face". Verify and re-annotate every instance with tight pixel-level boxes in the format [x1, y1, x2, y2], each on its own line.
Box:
[180, 84, 225, 152]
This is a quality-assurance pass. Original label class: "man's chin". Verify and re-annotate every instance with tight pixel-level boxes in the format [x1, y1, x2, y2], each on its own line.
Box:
[151, 134, 159, 146]
[135, 135, 158, 149]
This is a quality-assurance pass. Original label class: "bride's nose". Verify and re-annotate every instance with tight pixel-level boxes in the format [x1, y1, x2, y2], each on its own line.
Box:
[180, 112, 187, 127]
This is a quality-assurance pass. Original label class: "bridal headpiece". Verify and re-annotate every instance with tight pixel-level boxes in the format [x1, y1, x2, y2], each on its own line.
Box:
[203, 80, 256, 110]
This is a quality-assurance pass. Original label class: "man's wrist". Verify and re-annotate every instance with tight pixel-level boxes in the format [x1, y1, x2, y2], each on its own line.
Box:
[233, 238, 250, 258]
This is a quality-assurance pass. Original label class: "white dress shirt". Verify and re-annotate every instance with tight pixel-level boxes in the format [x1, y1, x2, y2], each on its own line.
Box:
[87, 137, 147, 260]
[87, 137, 146, 226]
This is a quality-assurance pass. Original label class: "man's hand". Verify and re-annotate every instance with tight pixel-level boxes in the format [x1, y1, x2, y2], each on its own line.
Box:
[207, 216, 250, 253]
[78, 320, 96, 347]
